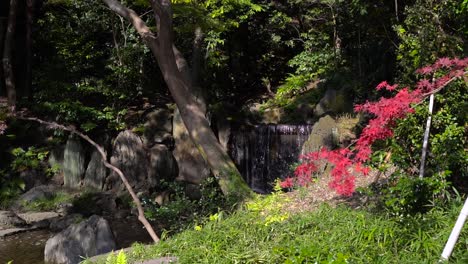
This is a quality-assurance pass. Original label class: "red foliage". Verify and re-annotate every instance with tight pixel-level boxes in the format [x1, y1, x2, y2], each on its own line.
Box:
[281, 57, 468, 196]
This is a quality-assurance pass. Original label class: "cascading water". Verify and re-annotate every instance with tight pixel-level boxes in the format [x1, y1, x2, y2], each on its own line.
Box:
[228, 124, 313, 193]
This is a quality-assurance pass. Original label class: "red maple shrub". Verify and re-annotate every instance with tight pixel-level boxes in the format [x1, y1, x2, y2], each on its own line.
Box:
[282, 57, 468, 196]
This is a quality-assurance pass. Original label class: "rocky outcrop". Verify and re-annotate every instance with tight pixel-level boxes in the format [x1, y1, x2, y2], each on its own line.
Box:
[63, 136, 86, 188]
[314, 88, 352, 117]
[148, 144, 178, 186]
[172, 108, 210, 184]
[44, 215, 116, 264]
[84, 150, 107, 190]
[142, 108, 174, 147]
[301, 114, 360, 154]
[107, 130, 177, 192]
[301, 115, 339, 154]
[107, 130, 149, 191]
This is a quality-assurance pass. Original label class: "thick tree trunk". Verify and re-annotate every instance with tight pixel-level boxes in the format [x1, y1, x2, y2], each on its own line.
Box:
[102, 0, 253, 199]
[24, 0, 34, 98]
[3, 0, 18, 112]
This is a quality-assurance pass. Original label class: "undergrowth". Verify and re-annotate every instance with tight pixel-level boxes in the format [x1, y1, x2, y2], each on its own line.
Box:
[89, 192, 468, 264]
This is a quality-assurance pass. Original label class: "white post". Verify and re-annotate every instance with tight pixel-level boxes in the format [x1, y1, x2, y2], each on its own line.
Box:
[440, 198, 468, 261]
[419, 94, 435, 179]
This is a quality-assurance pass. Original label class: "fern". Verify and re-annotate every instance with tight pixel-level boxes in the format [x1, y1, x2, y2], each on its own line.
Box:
[104, 251, 116, 264]
[103, 250, 128, 264]
[116, 250, 128, 264]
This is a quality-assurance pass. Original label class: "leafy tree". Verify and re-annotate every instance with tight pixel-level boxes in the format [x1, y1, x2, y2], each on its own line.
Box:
[102, 0, 253, 199]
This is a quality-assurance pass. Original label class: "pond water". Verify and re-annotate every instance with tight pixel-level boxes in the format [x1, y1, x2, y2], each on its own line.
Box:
[0, 218, 153, 264]
[0, 230, 52, 264]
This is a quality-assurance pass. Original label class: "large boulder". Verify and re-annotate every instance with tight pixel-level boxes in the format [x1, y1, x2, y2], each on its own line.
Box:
[19, 169, 47, 191]
[107, 130, 148, 191]
[11, 185, 56, 210]
[142, 108, 174, 147]
[172, 108, 210, 184]
[44, 215, 116, 264]
[48, 146, 65, 185]
[83, 150, 107, 190]
[301, 114, 360, 154]
[148, 145, 178, 187]
[63, 135, 86, 188]
[301, 115, 339, 154]
[314, 88, 352, 117]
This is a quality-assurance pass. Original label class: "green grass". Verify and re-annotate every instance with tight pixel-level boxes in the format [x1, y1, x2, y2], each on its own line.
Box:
[88, 193, 468, 264]
[22, 191, 73, 211]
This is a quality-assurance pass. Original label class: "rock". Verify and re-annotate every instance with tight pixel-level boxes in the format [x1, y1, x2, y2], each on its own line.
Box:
[12, 185, 56, 210]
[63, 135, 86, 188]
[107, 130, 148, 191]
[301, 115, 339, 154]
[83, 150, 107, 190]
[56, 202, 74, 216]
[0, 227, 34, 237]
[17, 211, 59, 228]
[73, 193, 117, 217]
[142, 109, 173, 147]
[44, 215, 116, 264]
[49, 214, 84, 232]
[19, 170, 47, 191]
[48, 146, 65, 185]
[0, 211, 27, 229]
[172, 108, 210, 184]
[314, 88, 352, 117]
[148, 145, 178, 188]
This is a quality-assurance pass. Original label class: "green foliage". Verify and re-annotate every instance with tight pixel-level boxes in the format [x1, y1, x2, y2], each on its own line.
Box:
[10, 147, 49, 172]
[102, 250, 128, 264]
[396, 0, 467, 80]
[0, 170, 24, 209]
[32, 0, 150, 131]
[93, 200, 468, 264]
[142, 177, 235, 234]
[379, 173, 450, 217]
[387, 79, 467, 209]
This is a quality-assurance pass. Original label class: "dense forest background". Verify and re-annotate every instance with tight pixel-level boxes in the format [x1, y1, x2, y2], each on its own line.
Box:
[0, 1, 467, 263]
[0, 0, 467, 213]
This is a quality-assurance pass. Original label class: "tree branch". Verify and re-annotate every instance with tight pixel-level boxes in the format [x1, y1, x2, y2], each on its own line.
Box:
[421, 71, 468, 97]
[17, 116, 160, 243]
[102, 0, 157, 46]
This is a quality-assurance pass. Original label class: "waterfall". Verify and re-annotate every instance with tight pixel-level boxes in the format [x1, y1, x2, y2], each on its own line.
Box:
[228, 124, 313, 193]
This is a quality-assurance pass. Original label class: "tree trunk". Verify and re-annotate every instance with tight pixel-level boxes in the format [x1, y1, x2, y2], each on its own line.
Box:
[3, 0, 18, 112]
[102, 0, 253, 199]
[24, 0, 34, 98]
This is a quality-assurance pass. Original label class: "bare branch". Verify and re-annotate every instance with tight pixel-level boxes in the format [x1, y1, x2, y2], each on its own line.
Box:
[17, 116, 160, 243]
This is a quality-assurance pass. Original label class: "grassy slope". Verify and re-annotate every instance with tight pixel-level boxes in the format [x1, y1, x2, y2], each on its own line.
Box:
[92, 191, 468, 264]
